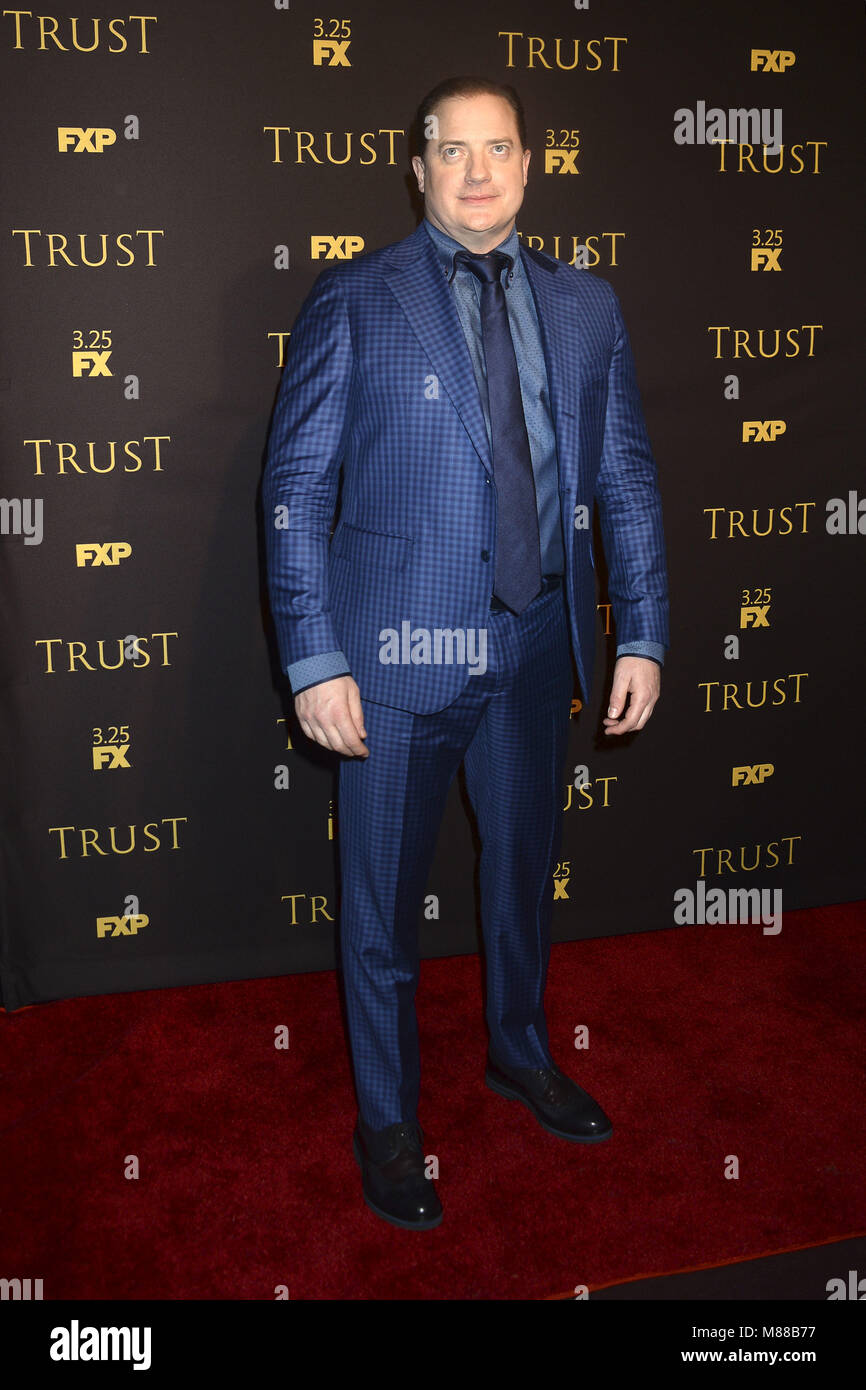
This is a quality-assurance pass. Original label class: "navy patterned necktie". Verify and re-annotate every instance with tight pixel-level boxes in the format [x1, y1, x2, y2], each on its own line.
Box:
[455, 248, 542, 614]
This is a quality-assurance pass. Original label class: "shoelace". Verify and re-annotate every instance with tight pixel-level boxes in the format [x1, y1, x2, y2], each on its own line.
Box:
[391, 1122, 422, 1149]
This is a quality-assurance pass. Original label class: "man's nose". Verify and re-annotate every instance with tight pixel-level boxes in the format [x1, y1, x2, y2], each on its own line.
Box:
[465, 156, 491, 183]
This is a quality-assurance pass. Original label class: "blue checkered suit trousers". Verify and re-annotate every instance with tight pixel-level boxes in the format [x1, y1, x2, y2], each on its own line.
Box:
[337, 583, 572, 1130]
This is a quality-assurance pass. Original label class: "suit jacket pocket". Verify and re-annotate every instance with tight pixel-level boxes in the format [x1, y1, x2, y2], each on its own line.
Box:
[330, 522, 413, 573]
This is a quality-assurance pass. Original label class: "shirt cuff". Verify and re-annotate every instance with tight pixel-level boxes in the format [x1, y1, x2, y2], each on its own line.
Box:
[616, 641, 665, 668]
[286, 650, 352, 696]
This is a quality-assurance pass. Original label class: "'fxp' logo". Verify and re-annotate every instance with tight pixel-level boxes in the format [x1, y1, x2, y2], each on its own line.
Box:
[58, 127, 116, 153]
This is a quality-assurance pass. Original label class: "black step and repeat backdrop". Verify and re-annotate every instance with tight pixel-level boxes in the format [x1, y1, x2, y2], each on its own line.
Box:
[1, 1, 863, 1010]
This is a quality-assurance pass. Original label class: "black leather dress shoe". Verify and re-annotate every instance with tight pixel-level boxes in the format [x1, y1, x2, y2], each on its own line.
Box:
[485, 1053, 613, 1142]
[352, 1118, 443, 1230]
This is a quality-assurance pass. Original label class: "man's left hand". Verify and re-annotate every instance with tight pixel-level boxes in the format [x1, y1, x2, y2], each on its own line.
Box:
[603, 656, 661, 735]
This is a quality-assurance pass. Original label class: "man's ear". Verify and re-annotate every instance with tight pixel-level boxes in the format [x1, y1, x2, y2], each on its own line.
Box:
[411, 154, 425, 192]
[522, 147, 531, 185]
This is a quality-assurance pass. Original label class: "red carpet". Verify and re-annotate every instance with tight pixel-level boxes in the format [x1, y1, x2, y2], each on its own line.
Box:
[1, 902, 864, 1299]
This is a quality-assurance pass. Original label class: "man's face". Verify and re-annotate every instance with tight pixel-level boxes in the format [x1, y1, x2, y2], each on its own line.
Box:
[411, 92, 530, 251]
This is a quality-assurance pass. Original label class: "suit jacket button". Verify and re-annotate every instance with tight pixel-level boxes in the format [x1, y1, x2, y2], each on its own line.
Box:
[480, 549, 490, 562]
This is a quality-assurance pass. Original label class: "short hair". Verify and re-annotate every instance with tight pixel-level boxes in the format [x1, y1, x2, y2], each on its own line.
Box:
[411, 76, 527, 162]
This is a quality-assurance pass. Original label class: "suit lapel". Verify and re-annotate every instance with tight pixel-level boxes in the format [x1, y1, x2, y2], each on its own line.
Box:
[382, 226, 597, 475]
[383, 224, 493, 473]
[520, 245, 580, 433]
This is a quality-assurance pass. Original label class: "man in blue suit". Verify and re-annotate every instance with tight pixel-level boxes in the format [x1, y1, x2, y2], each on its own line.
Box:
[263, 77, 669, 1230]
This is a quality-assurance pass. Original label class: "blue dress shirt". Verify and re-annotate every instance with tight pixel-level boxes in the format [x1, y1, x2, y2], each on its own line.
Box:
[425, 219, 565, 578]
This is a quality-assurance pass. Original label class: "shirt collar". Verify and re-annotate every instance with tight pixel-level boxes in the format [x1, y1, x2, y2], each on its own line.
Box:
[423, 218, 522, 285]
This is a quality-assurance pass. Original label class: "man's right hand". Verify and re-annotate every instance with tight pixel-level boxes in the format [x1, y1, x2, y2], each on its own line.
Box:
[294, 675, 368, 757]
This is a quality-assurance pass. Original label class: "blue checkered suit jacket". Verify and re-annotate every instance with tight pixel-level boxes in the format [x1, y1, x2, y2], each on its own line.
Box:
[263, 222, 668, 713]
